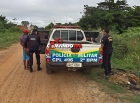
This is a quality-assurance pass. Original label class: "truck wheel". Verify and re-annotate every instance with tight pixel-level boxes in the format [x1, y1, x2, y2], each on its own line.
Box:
[46, 65, 53, 74]
[83, 68, 92, 74]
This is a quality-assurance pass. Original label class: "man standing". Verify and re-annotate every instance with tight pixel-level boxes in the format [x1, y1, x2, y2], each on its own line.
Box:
[101, 28, 113, 76]
[24, 29, 41, 73]
[20, 29, 30, 69]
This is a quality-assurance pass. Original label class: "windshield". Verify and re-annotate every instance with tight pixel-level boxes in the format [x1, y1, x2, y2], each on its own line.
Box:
[52, 30, 84, 41]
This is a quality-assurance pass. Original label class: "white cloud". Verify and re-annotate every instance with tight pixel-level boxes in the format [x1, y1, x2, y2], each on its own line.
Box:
[0, 0, 139, 27]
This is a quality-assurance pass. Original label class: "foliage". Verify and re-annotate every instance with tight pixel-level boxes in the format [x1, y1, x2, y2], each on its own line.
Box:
[45, 22, 79, 30]
[112, 27, 140, 76]
[8, 26, 21, 32]
[127, 94, 140, 103]
[0, 15, 16, 32]
[38, 27, 45, 30]
[45, 22, 54, 30]
[21, 21, 29, 27]
[0, 15, 22, 48]
[0, 31, 21, 48]
[79, 0, 140, 33]
[33, 25, 39, 29]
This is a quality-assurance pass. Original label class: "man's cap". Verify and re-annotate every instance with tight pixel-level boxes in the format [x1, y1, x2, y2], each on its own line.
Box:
[32, 29, 38, 33]
[23, 29, 29, 33]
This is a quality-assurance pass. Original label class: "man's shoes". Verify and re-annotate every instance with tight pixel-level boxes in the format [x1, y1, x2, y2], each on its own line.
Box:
[109, 72, 114, 75]
[37, 68, 42, 71]
[30, 69, 33, 73]
[24, 65, 26, 69]
[27, 65, 30, 69]
[30, 67, 33, 73]
[37, 64, 42, 71]
[104, 74, 109, 77]
[100, 64, 104, 68]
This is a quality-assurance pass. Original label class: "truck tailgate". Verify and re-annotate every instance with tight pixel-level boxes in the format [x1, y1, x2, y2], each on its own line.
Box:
[49, 43, 101, 63]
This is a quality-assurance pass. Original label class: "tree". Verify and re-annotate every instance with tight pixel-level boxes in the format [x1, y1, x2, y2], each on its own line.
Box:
[0, 15, 7, 25]
[0, 15, 20, 32]
[33, 25, 38, 29]
[0, 15, 14, 30]
[78, 0, 140, 33]
[21, 21, 29, 27]
[45, 22, 54, 30]
[13, 18, 17, 24]
[127, 6, 140, 27]
[38, 27, 45, 30]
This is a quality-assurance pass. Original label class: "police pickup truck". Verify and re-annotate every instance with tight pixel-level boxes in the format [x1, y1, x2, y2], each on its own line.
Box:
[45, 26, 103, 74]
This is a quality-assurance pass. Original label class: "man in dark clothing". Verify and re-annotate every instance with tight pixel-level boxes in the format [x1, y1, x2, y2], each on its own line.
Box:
[101, 28, 113, 76]
[24, 29, 41, 73]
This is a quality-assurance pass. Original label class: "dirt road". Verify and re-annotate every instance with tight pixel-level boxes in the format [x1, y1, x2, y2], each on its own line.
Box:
[0, 43, 120, 103]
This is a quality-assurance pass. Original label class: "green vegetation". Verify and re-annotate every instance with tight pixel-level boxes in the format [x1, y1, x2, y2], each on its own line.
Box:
[112, 27, 140, 76]
[78, 0, 140, 34]
[127, 94, 140, 103]
[0, 15, 22, 49]
[21, 21, 29, 27]
[0, 30, 21, 49]
[88, 68, 127, 93]
[86, 67, 140, 103]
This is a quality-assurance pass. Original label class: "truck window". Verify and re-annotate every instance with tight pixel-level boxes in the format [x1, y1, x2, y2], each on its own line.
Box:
[61, 30, 68, 40]
[84, 31, 102, 43]
[52, 30, 84, 41]
[69, 30, 76, 40]
[77, 31, 84, 40]
[53, 30, 60, 39]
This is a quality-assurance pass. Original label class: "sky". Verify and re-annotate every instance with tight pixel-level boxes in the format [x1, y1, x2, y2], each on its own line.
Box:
[0, 0, 139, 27]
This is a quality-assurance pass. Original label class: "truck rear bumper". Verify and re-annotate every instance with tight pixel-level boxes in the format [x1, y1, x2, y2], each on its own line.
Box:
[46, 62, 102, 67]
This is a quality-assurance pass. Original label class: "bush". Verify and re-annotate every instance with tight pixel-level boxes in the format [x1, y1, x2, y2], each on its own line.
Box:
[0, 26, 22, 48]
[112, 27, 140, 76]
[7, 26, 21, 32]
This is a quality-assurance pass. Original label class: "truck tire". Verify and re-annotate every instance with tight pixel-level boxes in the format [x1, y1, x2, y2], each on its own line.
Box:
[46, 64, 53, 74]
[39, 44, 46, 54]
[83, 68, 92, 74]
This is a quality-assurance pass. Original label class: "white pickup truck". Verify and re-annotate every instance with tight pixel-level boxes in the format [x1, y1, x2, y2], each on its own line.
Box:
[45, 26, 103, 74]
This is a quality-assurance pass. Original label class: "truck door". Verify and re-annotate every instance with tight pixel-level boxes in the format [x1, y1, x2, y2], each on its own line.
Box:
[38, 30, 50, 54]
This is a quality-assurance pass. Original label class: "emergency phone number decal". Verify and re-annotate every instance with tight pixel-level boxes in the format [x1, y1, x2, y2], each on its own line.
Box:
[50, 53, 99, 62]
[51, 58, 99, 62]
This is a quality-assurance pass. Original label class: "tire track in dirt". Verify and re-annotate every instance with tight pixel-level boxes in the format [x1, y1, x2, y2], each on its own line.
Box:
[0, 45, 26, 103]
[0, 43, 121, 103]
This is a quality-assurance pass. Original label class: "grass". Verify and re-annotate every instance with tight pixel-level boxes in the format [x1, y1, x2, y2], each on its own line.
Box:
[112, 58, 140, 76]
[84, 67, 140, 103]
[0, 31, 22, 49]
[127, 94, 140, 103]
[87, 67, 127, 93]
[111, 27, 140, 76]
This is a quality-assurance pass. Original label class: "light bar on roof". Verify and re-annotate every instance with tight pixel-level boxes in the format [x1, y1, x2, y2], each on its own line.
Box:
[54, 25, 80, 29]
